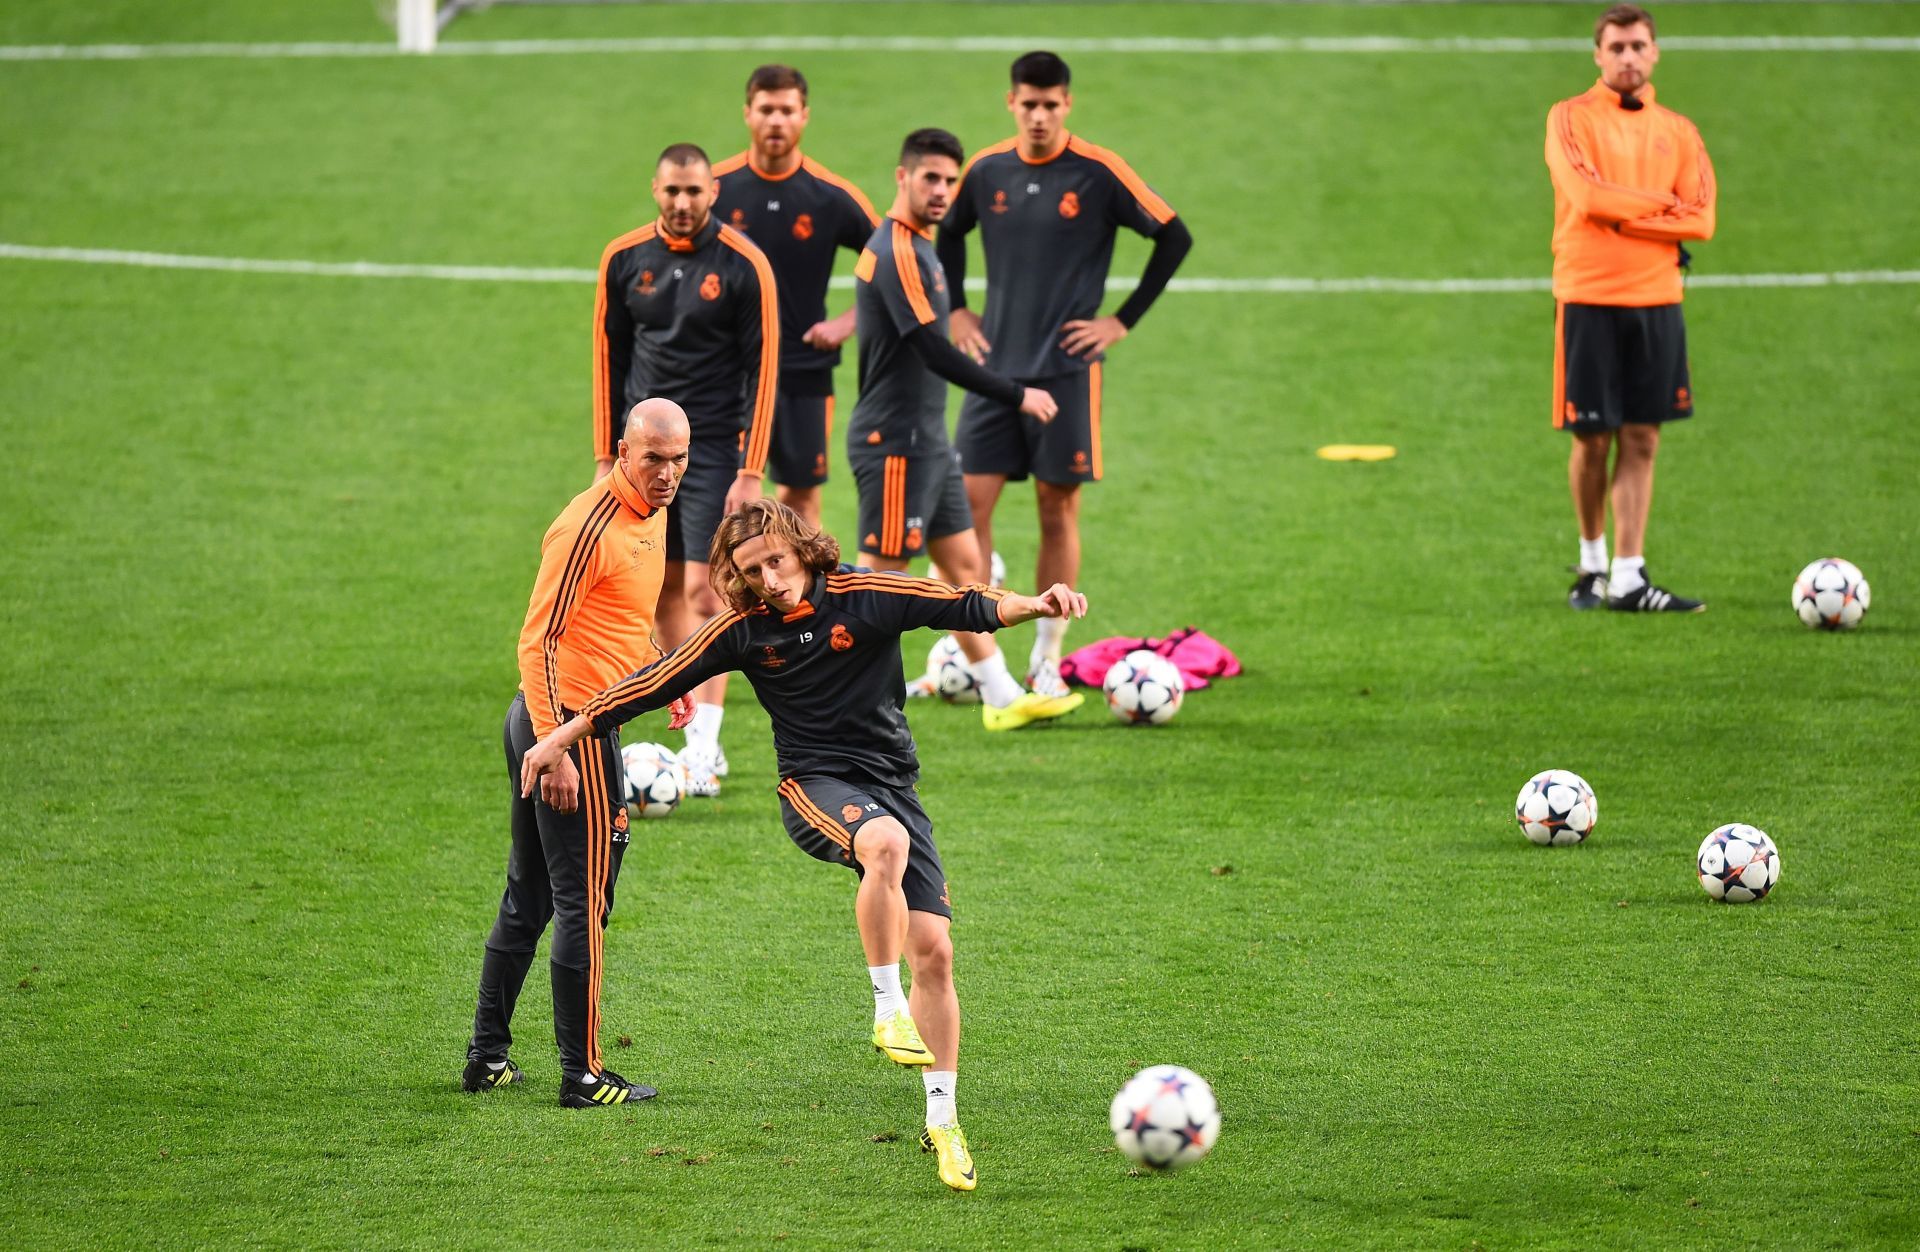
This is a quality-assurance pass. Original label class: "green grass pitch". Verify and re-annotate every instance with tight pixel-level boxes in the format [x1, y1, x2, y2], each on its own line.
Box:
[2, 2, 1917, 1247]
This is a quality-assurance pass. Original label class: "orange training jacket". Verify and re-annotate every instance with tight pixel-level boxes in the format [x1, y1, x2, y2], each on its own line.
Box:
[1546, 80, 1716, 306]
[517, 464, 668, 738]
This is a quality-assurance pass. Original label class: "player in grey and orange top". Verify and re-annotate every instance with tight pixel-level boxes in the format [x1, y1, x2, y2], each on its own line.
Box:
[937, 50, 1192, 695]
[714, 64, 881, 533]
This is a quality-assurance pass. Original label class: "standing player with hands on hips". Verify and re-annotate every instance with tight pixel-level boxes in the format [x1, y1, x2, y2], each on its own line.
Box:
[1547, 4, 1716, 612]
[518, 499, 1089, 1191]
[593, 143, 781, 796]
[937, 51, 1192, 694]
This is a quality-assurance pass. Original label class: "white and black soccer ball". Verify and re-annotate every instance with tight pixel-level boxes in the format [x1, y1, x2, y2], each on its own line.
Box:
[1514, 769, 1598, 846]
[1792, 558, 1870, 630]
[1697, 824, 1780, 903]
[621, 741, 685, 819]
[1109, 1065, 1220, 1171]
[924, 635, 981, 704]
[1104, 650, 1185, 725]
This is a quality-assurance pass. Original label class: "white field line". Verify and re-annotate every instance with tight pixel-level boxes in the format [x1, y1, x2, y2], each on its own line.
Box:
[5, 243, 1918, 295]
[3, 35, 1919, 62]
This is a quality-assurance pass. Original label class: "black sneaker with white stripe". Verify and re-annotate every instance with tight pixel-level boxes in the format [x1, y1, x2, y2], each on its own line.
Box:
[559, 1069, 658, 1108]
[1567, 568, 1609, 610]
[1607, 576, 1705, 613]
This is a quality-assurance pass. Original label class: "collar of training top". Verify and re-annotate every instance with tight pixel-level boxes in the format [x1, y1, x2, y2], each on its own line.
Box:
[1587, 78, 1656, 110]
[657, 215, 720, 253]
[779, 570, 827, 621]
[885, 212, 935, 242]
[603, 461, 655, 518]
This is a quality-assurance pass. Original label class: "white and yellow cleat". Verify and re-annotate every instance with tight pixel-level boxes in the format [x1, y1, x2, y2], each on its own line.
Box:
[981, 689, 1083, 732]
[871, 1011, 934, 1066]
[920, 1122, 978, 1191]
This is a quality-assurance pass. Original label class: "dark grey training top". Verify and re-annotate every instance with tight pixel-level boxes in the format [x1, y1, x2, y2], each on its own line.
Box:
[848, 217, 958, 456]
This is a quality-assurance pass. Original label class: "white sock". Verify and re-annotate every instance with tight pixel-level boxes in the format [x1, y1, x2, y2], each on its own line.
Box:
[870, 963, 906, 1023]
[486, 1060, 507, 1071]
[969, 649, 1023, 708]
[1579, 536, 1608, 575]
[923, 1070, 957, 1127]
[1030, 616, 1068, 672]
[688, 702, 724, 746]
[1610, 555, 1647, 595]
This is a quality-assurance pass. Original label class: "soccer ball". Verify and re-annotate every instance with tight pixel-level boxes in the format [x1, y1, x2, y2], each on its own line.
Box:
[621, 741, 685, 819]
[1792, 558, 1870, 630]
[1513, 769, 1598, 846]
[1697, 824, 1780, 902]
[1109, 1065, 1220, 1171]
[923, 635, 981, 704]
[1103, 650, 1185, 725]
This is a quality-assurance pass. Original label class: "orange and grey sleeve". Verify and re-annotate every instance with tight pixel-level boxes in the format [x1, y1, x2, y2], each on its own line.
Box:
[1545, 101, 1681, 225]
[826, 571, 1007, 636]
[1618, 121, 1717, 244]
[592, 242, 636, 462]
[516, 494, 619, 738]
[725, 236, 781, 477]
[583, 611, 749, 733]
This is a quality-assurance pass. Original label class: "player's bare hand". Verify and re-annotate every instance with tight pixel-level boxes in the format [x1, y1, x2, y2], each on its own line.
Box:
[802, 310, 856, 351]
[997, 583, 1088, 626]
[950, 308, 990, 363]
[724, 472, 764, 516]
[594, 458, 615, 484]
[667, 695, 696, 731]
[522, 739, 580, 811]
[1019, 387, 1059, 423]
[1060, 315, 1127, 358]
[1032, 582, 1088, 620]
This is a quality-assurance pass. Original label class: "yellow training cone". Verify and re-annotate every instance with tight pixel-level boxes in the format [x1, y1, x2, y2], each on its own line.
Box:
[1315, 444, 1397, 462]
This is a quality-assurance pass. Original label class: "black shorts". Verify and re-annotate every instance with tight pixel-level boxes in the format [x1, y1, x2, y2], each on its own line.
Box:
[767, 388, 834, 489]
[667, 431, 744, 563]
[850, 448, 972, 560]
[775, 774, 952, 919]
[956, 363, 1101, 484]
[1554, 302, 1693, 433]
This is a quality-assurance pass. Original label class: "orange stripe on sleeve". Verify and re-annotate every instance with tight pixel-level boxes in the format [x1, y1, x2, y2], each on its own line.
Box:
[804, 157, 881, 227]
[890, 225, 936, 325]
[1069, 137, 1176, 225]
[719, 226, 781, 475]
[592, 225, 656, 462]
[585, 610, 745, 717]
[711, 151, 750, 178]
[957, 137, 1018, 187]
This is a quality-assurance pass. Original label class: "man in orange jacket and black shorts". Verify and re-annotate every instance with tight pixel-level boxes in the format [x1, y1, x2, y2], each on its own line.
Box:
[1547, 4, 1716, 611]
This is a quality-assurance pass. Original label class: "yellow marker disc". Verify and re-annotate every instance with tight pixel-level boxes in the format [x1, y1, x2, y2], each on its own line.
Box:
[1315, 444, 1397, 462]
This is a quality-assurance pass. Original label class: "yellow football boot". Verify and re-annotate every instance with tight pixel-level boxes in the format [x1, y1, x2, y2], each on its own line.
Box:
[871, 1011, 934, 1066]
[981, 689, 1084, 732]
[919, 1122, 978, 1191]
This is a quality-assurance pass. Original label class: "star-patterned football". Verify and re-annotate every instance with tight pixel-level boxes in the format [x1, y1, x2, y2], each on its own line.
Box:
[1109, 1065, 1220, 1170]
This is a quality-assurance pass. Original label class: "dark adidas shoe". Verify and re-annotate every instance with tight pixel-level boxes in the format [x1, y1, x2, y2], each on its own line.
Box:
[559, 1069, 658, 1108]
[1607, 578, 1705, 613]
[462, 1057, 524, 1093]
[1567, 568, 1609, 610]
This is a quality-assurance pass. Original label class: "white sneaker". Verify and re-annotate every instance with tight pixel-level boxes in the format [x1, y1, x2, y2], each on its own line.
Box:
[680, 743, 722, 797]
[712, 745, 729, 778]
[1026, 657, 1070, 698]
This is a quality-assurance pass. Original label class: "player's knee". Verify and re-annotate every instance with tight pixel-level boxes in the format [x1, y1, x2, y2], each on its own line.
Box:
[1619, 425, 1661, 458]
[853, 819, 910, 878]
[907, 927, 953, 985]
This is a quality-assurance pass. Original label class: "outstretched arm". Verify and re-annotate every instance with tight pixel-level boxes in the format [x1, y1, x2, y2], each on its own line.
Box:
[995, 583, 1089, 627]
